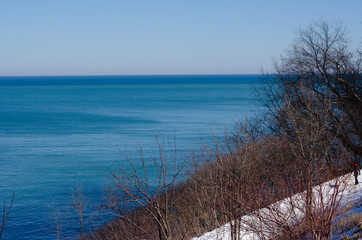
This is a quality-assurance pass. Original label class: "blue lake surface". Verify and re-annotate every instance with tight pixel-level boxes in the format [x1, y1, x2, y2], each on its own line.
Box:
[0, 75, 263, 239]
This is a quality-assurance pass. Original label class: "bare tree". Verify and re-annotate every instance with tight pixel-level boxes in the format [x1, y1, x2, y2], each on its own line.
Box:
[100, 136, 184, 240]
[263, 20, 361, 165]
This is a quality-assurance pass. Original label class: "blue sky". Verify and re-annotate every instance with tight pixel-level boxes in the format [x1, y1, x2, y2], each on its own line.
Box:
[0, 0, 361, 76]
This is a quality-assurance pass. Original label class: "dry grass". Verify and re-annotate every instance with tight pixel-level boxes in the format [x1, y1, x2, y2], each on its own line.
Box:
[332, 202, 362, 240]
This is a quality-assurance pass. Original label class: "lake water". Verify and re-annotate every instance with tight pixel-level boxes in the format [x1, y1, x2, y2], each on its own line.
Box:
[0, 75, 263, 239]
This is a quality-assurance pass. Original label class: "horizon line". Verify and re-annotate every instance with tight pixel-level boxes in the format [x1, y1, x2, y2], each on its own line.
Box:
[0, 73, 262, 78]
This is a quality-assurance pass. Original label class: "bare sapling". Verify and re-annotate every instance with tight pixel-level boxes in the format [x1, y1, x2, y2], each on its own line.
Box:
[72, 186, 89, 239]
[101, 136, 184, 240]
[0, 193, 15, 240]
[49, 203, 65, 240]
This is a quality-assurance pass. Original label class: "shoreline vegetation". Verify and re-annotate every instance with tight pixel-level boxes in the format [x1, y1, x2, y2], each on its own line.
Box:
[1, 20, 361, 240]
[85, 20, 361, 240]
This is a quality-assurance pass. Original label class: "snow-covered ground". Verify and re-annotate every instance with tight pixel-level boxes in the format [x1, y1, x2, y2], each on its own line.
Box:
[192, 174, 362, 240]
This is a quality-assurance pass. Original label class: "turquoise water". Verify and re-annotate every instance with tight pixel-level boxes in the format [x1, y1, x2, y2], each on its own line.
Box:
[0, 75, 262, 239]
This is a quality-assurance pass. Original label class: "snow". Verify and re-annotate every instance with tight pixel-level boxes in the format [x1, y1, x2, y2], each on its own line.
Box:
[332, 201, 362, 239]
[192, 174, 362, 240]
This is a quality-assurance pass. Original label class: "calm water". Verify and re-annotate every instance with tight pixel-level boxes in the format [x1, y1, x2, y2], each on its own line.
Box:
[0, 75, 262, 239]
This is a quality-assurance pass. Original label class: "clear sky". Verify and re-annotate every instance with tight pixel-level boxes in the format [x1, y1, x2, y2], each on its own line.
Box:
[0, 0, 361, 76]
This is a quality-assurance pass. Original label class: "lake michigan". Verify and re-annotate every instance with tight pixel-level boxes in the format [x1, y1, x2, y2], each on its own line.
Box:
[0, 75, 263, 239]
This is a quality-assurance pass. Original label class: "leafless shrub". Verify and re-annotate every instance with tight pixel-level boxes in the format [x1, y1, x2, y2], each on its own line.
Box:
[49, 203, 65, 240]
[237, 174, 349, 240]
[97, 136, 185, 240]
[72, 187, 89, 239]
[0, 193, 15, 240]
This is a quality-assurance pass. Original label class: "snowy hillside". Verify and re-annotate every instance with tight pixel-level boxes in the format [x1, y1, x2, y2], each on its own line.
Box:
[192, 174, 362, 240]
